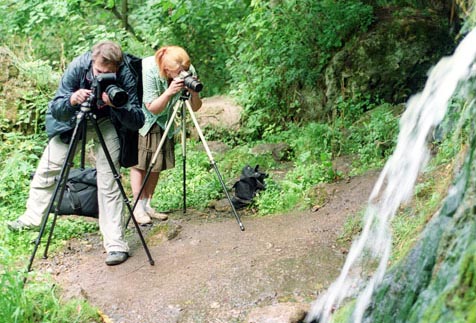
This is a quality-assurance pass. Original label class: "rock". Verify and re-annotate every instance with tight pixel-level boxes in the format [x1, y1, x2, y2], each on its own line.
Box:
[195, 140, 230, 154]
[166, 222, 183, 240]
[323, 7, 453, 110]
[246, 302, 309, 323]
[210, 198, 232, 212]
[291, 7, 455, 122]
[251, 143, 292, 161]
[191, 95, 243, 139]
[307, 182, 337, 211]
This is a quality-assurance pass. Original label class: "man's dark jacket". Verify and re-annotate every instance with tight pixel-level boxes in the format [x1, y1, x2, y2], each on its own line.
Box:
[45, 51, 144, 167]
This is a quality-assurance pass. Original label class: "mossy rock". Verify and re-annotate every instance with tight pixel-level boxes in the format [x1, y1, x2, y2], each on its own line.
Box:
[327, 7, 454, 104]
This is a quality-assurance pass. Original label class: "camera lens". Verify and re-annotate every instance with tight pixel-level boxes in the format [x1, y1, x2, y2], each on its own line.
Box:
[105, 85, 128, 107]
[184, 76, 203, 93]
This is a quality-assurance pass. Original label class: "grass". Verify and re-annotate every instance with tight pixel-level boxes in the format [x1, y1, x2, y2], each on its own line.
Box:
[0, 246, 101, 323]
[0, 132, 103, 323]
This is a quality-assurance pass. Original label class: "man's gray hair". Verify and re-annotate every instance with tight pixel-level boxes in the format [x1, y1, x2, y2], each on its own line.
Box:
[91, 40, 123, 67]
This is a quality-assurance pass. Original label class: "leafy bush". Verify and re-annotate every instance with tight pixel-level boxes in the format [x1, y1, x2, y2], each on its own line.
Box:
[341, 102, 400, 173]
[0, 248, 100, 323]
[226, 0, 374, 139]
[255, 151, 336, 215]
[0, 50, 57, 135]
[0, 0, 144, 64]
[152, 143, 226, 211]
[127, 0, 251, 96]
[0, 133, 44, 208]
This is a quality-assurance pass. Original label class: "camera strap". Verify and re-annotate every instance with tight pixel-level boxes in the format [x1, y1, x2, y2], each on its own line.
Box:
[85, 66, 94, 88]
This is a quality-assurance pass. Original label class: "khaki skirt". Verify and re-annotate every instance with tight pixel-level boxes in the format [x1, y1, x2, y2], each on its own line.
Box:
[136, 123, 175, 172]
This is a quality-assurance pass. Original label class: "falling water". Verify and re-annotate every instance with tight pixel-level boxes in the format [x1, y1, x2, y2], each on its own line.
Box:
[306, 27, 476, 323]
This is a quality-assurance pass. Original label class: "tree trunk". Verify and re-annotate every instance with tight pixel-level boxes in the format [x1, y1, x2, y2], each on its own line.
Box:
[122, 0, 128, 30]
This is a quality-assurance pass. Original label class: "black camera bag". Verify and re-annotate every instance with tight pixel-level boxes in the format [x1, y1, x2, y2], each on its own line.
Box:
[231, 165, 268, 209]
[55, 168, 99, 217]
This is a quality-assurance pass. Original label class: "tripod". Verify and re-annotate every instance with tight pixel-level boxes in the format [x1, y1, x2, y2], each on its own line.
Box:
[26, 101, 154, 274]
[129, 91, 245, 231]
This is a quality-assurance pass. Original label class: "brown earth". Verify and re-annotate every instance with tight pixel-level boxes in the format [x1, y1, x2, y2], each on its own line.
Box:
[36, 168, 379, 323]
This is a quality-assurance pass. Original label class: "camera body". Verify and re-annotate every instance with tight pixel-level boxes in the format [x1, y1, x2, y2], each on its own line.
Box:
[91, 73, 128, 107]
[178, 70, 203, 93]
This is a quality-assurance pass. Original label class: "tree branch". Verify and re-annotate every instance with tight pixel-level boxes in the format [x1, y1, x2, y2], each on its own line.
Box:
[109, 5, 144, 42]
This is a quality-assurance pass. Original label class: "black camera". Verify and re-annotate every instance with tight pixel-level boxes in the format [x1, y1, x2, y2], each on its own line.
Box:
[178, 71, 203, 93]
[92, 73, 128, 107]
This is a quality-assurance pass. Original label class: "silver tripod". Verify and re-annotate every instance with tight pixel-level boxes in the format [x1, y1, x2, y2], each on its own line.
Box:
[130, 91, 245, 231]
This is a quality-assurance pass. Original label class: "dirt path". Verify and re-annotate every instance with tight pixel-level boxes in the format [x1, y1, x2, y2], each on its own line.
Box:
[39, 170, 379, 323]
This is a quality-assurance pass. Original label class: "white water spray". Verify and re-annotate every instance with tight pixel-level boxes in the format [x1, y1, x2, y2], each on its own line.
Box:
[306, 27, 476, 323]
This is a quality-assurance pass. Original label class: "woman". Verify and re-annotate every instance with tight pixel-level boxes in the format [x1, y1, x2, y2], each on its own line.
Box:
[130, 46, 202, 224]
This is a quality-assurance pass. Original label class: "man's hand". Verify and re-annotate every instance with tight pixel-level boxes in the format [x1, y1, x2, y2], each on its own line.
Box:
[100, 92, 116, 109]
[70, 89, 92, 106]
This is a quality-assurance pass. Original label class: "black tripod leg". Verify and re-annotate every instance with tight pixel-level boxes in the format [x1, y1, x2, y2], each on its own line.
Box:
[89, 116, 154, 265]
[184, 101, 245, 231]
[26, 112, 85, 274]
[44, 112, 88, 258]
[181, 102, 187, 214]
[42, 149, 76, 259]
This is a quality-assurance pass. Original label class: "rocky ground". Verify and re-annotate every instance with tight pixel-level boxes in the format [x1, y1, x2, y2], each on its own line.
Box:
[36, 169, 379, 323]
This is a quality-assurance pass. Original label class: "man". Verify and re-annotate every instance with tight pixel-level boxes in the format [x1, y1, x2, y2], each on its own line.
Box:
[7, 40, 144, 266]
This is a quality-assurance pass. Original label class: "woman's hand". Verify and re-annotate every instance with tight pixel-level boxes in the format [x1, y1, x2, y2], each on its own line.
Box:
[166, 77, 185, 96]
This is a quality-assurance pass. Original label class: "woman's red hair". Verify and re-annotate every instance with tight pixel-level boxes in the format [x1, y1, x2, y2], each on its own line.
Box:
[155, 46, 191, 79]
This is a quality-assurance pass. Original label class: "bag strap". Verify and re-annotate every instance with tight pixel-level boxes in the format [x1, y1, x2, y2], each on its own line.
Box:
[65, 182, 82, 213]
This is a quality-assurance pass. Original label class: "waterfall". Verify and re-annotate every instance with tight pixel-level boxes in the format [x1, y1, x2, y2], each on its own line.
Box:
[306, 27, 476, 323]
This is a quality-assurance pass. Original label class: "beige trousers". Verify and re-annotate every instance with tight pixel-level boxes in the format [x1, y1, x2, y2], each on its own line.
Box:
[19, 118, 128, 253]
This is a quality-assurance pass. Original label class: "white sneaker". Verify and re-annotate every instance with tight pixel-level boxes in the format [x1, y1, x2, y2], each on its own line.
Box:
[146, 208, 169, 221]
[133, 209, 152, 224]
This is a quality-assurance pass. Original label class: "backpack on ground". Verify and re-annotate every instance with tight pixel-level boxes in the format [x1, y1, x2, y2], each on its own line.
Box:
[55, 168, 99, 217]
[231, 165, 268, 209]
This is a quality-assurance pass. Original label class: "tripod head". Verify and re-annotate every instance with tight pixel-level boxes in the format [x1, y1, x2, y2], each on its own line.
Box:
[79, 73, 129, 114]
[180, 89, 191, 101]
[80, 94, 95, 113]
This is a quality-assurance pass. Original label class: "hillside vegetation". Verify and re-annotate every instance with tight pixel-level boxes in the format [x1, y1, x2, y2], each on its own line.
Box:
[0, 0, 475, 322]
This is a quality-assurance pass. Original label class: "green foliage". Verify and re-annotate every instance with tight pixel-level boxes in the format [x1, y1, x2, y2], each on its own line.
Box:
[51, 218, 99, 242]
[255, 152, 336, 216]
[254, 179, 298, 216]
[0, 0, 374, 136]
[337, 210, 365, 245]
[431, 96, 472, 167]
[0, 50, 57, 135]
[226, 0, 374, 139]
[250, 132, 336, 215]
[202, 125, 246, 148]
[0, 134, 101, 323]
[344, 103, 400, 174]
[152, 143, 225, 211]
[0, 0, 141, 64]
[219, 144, 280, 175]
[0, 249, 100, 323]
[0, 133, 45, 208]
[150, 124, 344, 216]
[290, 123, 339, 161]
[130, 0, 251, 96]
